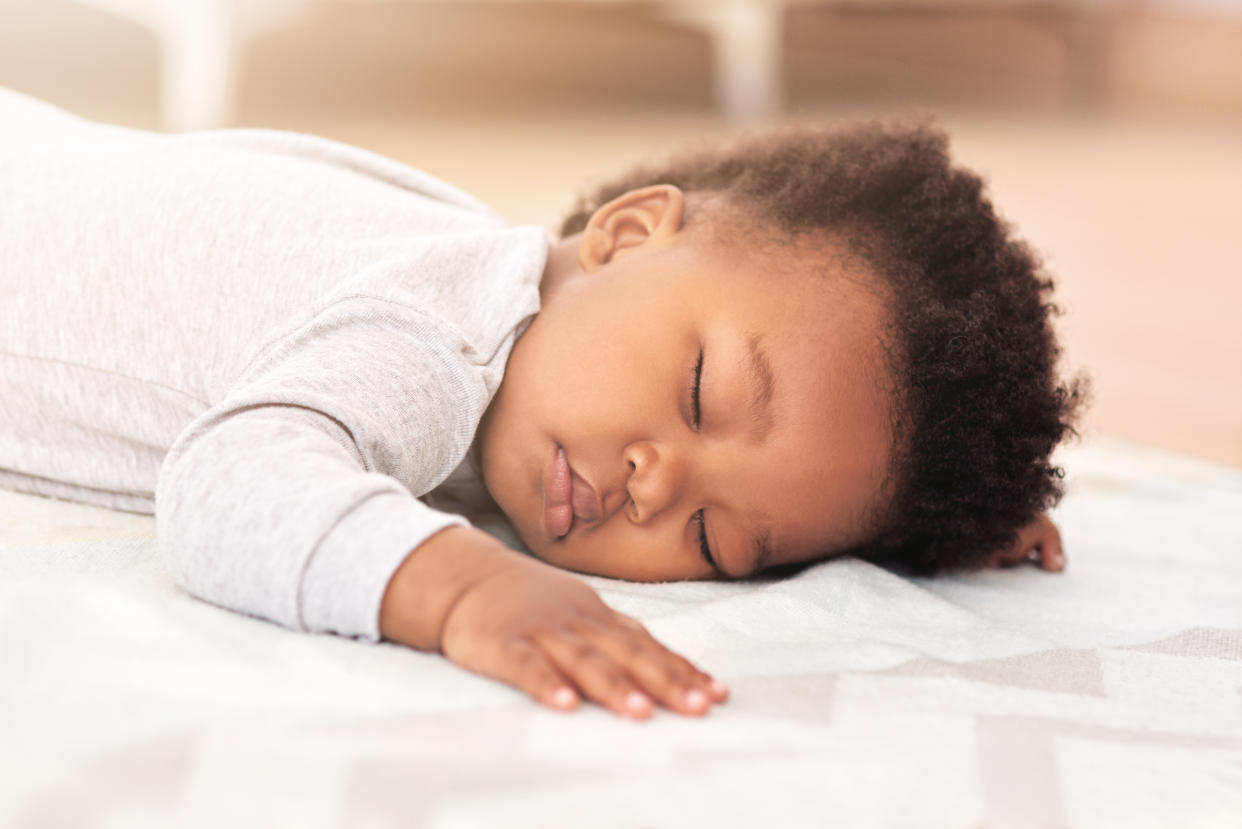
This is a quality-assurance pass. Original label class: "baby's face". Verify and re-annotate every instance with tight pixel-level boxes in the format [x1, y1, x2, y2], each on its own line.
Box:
[476, 187, 895, 581]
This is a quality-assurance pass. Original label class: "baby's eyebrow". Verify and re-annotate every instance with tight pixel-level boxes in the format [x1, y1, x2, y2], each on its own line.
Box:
[745, 333, 775, 445]
[740, 333, 776, 578]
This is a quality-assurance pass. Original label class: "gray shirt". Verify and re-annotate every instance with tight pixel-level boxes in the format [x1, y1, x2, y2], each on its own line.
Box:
[0, 88, 549, 641]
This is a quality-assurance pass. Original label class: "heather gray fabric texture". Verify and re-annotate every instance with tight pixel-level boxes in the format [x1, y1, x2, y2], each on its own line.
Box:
[0, 87, 549, 642]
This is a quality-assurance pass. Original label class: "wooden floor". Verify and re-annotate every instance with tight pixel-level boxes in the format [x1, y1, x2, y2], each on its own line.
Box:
[3, 1, 1239, 468]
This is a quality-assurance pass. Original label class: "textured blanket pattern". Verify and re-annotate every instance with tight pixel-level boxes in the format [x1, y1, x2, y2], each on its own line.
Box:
[1, 439, 1239, 828]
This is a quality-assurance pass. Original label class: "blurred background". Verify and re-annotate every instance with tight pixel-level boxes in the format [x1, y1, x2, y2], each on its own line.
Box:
[2, 0, 1239, 467]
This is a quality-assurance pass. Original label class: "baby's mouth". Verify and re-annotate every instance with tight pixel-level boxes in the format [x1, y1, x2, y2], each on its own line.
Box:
[542, 445, 604, 540]
[543, 446, 574, 539]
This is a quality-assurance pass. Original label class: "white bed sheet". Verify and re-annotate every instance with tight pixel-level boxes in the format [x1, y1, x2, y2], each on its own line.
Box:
[2, 437, 1239, 828]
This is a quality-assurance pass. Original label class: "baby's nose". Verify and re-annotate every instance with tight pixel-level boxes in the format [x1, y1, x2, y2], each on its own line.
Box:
[623, 440, 685, 523]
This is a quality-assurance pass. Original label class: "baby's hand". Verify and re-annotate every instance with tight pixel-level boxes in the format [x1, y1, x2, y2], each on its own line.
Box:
[439, 555, 728, 719]
[986, 512, 1066, 572]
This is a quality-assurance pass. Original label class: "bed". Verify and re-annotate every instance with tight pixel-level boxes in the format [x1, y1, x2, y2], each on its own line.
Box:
[1, 436, 1238, 827]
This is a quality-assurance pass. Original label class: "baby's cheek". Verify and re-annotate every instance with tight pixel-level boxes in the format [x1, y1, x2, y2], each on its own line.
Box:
[574, 530, 696, 583]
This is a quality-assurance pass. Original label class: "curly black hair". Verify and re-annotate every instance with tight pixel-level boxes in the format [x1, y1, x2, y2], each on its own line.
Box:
[557, 117, 1087, 575]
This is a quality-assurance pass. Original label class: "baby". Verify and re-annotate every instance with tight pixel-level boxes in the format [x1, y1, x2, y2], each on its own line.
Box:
[0, 87, 1083, 719]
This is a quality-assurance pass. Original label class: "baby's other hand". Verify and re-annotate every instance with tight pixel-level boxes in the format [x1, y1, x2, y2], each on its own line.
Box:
[986, 512, 1066, 572]
[439, 556, 729, 719]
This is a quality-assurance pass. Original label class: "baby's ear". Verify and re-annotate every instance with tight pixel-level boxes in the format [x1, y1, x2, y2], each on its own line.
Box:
[578, 184, 685, 271]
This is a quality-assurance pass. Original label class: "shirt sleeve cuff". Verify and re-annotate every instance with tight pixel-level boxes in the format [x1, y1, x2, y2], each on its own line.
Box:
[298, 488, 470, 642]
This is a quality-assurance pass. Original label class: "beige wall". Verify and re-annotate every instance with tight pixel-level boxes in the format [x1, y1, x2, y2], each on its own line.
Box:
[3, 2, 1241, 122]
[1108, 8, 1242, 113]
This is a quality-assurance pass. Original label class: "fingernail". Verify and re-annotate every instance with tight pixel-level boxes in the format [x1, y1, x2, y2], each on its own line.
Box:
[626, 691, 650, 714]
[552, 687, 577, 708]
[685, 688, 708, 709]
[709, 678, 730, 697]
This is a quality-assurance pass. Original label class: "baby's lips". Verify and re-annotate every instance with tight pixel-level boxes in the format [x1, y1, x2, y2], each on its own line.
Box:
[542, 446, 574, 539]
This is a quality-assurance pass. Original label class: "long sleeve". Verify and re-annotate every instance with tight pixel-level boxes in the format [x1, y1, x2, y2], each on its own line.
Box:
[156, 298, 493, 642]
[2, 88, 548, 637]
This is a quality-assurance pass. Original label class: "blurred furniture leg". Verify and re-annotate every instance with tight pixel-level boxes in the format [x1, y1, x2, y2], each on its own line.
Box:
[72, 0, 312, 131]
[79, 0, 788, 126]
[155, 0, 237, 131]
[661, 0, 786, 120]
[72, 0, 238, 131]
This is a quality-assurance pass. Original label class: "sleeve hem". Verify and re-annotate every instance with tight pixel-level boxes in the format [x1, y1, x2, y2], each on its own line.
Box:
[298, 489, 470, 642]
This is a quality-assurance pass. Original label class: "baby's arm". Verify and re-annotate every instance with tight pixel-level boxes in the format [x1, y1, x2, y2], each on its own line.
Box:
[157, 298, 724, 718]
[380, 525, 728, 717]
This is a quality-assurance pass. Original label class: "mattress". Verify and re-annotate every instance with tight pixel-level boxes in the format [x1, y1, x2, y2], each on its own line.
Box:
[1, 437, 1239, 828]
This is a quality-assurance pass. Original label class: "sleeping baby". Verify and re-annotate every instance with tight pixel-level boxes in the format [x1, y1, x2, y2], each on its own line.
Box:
[0, 86, 1084, 719]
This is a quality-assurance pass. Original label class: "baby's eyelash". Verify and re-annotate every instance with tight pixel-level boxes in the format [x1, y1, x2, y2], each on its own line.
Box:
[692, 509, 717, 571]
[690, 349, 704, 429]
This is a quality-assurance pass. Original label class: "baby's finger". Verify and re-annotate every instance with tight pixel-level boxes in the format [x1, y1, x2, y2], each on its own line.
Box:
[1037, 519, 1066, 572]
[591, 622, 723, 714]
[613, 614, 727, 701]
[536, 632, 655, 719]
[630, 617, 728, 703]
[494, 638, 581, 712]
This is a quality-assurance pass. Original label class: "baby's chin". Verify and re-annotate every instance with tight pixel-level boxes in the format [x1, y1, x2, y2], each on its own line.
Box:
[509, 521, 547, 559]
[505, 522, 596, 577]
[489, 498, 555, 562]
